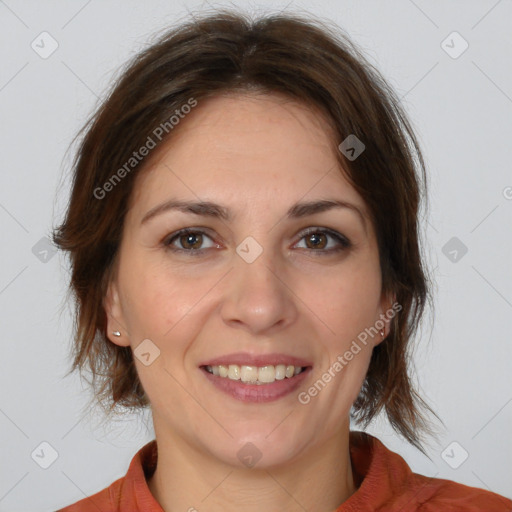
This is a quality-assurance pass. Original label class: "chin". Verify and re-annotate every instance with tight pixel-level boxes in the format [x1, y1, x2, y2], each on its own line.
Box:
[206, 422, 310, 470]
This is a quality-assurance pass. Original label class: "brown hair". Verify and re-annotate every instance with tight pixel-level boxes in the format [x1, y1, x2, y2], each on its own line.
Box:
[53, 8, 441, 455]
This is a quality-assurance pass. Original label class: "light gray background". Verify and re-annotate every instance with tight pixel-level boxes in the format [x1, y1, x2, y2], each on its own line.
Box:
[1, 1, 511, 510]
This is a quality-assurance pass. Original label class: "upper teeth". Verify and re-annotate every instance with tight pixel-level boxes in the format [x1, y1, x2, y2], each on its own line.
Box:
[205, 364, 304, 384]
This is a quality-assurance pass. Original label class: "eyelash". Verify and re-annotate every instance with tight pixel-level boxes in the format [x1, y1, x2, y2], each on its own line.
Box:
[162, 227, 352, 256]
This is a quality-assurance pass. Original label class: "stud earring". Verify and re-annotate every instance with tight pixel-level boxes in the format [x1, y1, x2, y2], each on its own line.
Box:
[380, 329, 385, 339]
[112, 331, 121, 337]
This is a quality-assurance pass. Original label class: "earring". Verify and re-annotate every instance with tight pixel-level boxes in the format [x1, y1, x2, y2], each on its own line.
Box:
[112, 331, 121, 337]
[380, 329, 385, 339]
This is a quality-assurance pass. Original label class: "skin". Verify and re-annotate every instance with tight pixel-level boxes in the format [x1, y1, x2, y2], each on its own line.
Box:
[105, 92, 394, 512]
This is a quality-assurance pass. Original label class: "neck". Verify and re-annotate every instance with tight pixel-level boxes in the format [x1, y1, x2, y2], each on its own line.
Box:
[147, 423, 356, 512]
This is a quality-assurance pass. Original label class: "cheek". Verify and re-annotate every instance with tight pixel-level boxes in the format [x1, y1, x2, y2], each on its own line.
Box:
[118, 255, 220, 349]
[316, 260, 382, 340]
[118, 258, 186, 334]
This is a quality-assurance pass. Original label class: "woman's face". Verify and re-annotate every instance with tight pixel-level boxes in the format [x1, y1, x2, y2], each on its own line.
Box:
[106, 92, 392, 468]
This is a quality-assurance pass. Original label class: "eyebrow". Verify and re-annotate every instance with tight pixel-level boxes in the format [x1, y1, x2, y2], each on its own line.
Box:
[141, 198, 367, 232]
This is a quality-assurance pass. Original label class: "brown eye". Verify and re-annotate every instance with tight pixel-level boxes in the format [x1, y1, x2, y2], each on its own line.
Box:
[178, 232, 203, 250]
[164, 229, 217, 254]
[304, 232, 328, 249]
[295, 228, 351, 255]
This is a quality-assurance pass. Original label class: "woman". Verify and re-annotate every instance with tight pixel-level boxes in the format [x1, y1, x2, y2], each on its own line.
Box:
[54, 8, 512, 511]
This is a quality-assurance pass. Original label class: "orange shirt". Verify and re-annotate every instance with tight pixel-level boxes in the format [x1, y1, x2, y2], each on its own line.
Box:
[57, 431, 512, 511]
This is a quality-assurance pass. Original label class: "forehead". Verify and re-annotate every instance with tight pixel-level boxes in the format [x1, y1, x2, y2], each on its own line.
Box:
[149, 92, 339, 167]
[177, 91, 337, 142]
[129, 92, 364, 215]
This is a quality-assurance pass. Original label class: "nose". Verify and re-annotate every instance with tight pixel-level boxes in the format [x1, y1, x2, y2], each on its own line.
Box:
[220, 248, 298, 336]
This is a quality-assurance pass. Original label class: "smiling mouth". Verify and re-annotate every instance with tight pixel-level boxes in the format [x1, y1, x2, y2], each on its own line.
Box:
[201, 364, 308, 385]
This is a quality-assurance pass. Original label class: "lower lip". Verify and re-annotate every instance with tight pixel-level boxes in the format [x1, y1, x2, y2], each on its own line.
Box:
[200, 367, 311, 403]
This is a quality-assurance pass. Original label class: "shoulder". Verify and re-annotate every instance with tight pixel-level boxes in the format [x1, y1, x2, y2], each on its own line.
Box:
[56, 476, 123, 511]
[56, 440, 160, 512]
[410, 473, 512, 511]
[346, 431, 512, 511]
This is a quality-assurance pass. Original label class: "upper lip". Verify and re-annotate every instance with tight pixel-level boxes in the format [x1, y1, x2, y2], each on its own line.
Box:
[200, 352, 312, 368]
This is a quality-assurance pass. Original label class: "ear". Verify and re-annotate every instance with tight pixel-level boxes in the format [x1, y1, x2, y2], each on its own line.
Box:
[375, 290, 396, 346]
[104, 279, 130, 347]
